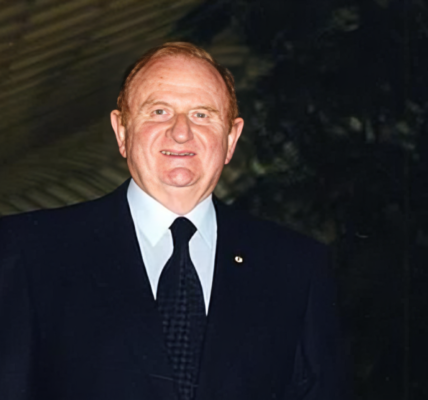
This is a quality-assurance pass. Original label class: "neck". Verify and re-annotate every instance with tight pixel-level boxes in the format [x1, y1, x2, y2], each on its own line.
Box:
[136, 181, 213, 215]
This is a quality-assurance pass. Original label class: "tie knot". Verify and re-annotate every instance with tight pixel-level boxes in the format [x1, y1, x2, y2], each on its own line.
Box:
[170, 217, 197, 248]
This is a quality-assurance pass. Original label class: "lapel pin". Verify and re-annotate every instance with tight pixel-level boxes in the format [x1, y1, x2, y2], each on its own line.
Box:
[234, 256, 243, 264]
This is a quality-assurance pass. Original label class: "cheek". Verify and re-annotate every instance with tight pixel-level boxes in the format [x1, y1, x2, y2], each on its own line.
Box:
[125, 135, 149, 167]
[200, 127, 228, 150]
[126, 126, 154, 153]
[206, 135, 228, 159]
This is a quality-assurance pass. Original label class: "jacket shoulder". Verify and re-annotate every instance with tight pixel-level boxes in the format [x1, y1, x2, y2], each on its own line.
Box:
[1, 197, 102, 235]
[219, 204, 332, 282]
[229, 205, 327, 254]
[0, 183, 126, 252]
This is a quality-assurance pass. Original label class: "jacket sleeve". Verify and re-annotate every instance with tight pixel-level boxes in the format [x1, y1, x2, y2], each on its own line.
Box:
[0, 220, 37, 400]
[285, 246, 350, 400]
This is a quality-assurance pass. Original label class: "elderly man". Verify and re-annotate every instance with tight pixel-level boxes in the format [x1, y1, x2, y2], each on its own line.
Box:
[0, 42, 346, 400]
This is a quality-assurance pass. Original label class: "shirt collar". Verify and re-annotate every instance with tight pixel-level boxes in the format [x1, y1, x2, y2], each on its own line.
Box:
[127, 179, 216, 248]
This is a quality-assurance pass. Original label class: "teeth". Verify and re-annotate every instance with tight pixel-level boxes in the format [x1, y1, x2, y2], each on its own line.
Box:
[161, 151, 194, 156]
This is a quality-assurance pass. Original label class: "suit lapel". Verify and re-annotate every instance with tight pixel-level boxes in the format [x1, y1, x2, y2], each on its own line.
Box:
[195, 200, 250, 400]
[89, 181, 177, 400]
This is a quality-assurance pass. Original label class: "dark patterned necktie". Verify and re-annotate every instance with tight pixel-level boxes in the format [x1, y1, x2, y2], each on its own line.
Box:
[156, 217, 207, 400]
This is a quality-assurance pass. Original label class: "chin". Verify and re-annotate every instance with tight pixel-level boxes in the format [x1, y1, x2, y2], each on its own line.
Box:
[164, 168, 197, 188]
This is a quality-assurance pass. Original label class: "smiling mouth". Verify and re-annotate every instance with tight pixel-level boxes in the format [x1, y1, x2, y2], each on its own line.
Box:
[161, 151, 195, 156]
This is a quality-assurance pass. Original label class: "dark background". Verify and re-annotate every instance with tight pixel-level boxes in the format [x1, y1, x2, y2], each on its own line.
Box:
[0, 0, 426, 398]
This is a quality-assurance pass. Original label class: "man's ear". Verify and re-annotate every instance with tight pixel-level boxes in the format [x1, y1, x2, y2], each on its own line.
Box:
[225, 117, 244, 165]
[111, 110, 127, 158]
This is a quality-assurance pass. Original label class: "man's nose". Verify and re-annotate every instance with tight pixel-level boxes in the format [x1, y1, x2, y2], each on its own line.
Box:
[168, 114, 193, 143]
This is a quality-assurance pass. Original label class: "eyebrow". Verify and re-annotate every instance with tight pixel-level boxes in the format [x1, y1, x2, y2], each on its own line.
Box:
[139, 100, 220, 114]
[193, 105, 220, 114]
[139, 100, 171, 111]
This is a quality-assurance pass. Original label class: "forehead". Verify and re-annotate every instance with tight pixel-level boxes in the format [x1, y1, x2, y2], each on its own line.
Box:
[128, 55, 228, 105]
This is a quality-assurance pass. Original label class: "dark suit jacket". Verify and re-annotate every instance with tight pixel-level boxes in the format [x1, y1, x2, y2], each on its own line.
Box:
[0, 181, 347, 400]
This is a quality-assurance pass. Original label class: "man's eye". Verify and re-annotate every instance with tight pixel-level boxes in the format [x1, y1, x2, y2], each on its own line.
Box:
[195, 112, 207, 118]
[154, 109, 166, 115]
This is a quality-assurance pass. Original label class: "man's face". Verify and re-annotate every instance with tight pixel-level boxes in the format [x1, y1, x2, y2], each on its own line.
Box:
[111, 55, 243, 208]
